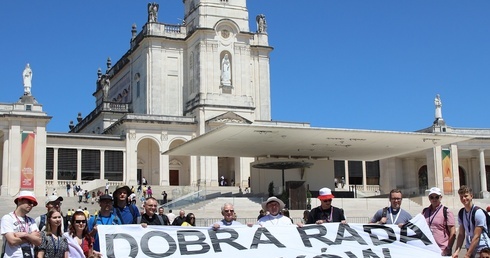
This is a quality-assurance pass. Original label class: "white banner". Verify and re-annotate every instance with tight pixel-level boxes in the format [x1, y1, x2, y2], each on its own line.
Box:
[98, 214, 446, 258]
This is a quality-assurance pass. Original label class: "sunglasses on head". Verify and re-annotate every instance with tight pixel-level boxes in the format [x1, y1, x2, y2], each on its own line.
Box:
[429, 195, 440, 200]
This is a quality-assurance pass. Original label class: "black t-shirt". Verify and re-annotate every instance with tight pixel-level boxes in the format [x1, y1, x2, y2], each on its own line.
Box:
[140, 214, 163, 225]
[307, 206, 345, 224]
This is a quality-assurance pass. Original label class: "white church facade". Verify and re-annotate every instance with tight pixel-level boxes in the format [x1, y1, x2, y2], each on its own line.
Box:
[1, 0, 490, 199]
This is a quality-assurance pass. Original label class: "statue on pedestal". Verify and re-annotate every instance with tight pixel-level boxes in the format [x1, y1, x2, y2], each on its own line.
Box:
[148, 3, 159, 23]
[256, 14, 267, 33]
[22, 63, 32, 95]
[434, 94, 442, 120]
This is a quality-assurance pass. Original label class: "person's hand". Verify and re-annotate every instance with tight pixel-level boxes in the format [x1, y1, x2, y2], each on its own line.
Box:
[380, 217, 387, 224]
[141, 223, 148, 228]
[340, 220, 347, 224]
[212, 224, 220, 231]
[296, 222, 304, 228]
[315, 220, 324, 224]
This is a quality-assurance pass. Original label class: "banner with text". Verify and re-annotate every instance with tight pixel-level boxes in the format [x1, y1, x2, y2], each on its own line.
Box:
[21, 132, 35, 189]
[98, 214, 446, 258]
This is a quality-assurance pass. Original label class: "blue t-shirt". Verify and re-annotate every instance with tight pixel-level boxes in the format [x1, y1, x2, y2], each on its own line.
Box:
[113, 204, 140, 224]
[88, 213, 121, 252]
[458, 206, 489, 256]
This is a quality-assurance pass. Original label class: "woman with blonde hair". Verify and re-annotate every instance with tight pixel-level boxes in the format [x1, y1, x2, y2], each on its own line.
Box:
[37, 209, 69, 258]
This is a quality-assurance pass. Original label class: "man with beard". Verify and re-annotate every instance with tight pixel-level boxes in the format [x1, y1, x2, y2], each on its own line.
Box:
[370, 189, 412, 227]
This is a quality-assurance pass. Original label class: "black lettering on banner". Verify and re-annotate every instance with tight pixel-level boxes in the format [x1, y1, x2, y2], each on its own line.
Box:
[296, 225, 335, 247]
[312, 254, 342, 258]
[382, 248, 391, 258]
[250, 227, 286, 249]
[363, 225, 396, 246]
[362, 248, 381, 258]
[140, 231, 177, 257]
[399, 222, 432, 245]
[105, 233, 139, 258]
[208, 228, 247, 252]
[344, 251, 358, 258]
[177, 230, 211, 255]
[334, 224, 368, 246]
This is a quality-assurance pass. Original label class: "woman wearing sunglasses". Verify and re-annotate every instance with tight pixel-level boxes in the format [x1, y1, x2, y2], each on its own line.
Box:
[63, 210, 100, 258]
[37, 209, 69, 258]
[181, 213, 196, 226]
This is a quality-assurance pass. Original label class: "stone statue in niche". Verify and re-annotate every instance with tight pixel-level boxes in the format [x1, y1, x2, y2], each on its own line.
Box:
[98, 74, 111, 100]
[148, 2, 159, 23]
[256, 14, 267, 33]
[23, 63, 32, 95]
[221, 54, 231, 86]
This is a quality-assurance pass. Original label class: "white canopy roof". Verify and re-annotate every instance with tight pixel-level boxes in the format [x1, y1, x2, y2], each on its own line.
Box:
[163, 124, 472, 161]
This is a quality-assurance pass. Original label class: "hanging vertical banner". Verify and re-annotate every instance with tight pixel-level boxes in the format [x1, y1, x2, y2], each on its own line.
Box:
[21, 132, 35, 189]
[442, 149, 453, 194]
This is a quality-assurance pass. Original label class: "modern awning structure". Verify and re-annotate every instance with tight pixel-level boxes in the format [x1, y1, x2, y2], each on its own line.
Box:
[163, 124, 473, 161]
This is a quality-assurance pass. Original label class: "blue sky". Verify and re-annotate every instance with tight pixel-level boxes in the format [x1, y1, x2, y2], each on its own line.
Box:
[2, 1, 490, 133]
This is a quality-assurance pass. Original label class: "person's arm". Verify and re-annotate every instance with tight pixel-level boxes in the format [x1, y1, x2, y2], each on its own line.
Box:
[369, 210, 384, 224]
[452, 224, 465, 258]
[21, 230, 41, 246]
[37, 250, 45, 258]
[465, 226, 483, 258]
[445, 224, 456, 256]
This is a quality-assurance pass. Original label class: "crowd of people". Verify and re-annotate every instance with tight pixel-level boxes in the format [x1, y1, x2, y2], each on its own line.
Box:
[2, 184, 489, 257]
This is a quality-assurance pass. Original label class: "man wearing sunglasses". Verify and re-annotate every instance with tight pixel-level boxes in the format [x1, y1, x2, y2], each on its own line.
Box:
[307, 187, 346, 224]
[370, 188, 412, 227]
[421, 187, 455, 256]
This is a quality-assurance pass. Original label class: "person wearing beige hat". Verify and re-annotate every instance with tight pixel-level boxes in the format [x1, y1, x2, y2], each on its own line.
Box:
[421, 187, 455, 256]
[0, 191, 42, 258]
[307, 187, 346, 224]
[257, 197, 292, 226]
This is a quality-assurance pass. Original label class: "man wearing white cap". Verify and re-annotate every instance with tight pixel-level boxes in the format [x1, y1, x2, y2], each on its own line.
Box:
[370, 189, 412, 227]
[35, 195, 67, 232]
[307, 187, 346, 224]
[421, 187, 455, 256]
[1, 191, 42, 258]
[257, 197, 293, 226]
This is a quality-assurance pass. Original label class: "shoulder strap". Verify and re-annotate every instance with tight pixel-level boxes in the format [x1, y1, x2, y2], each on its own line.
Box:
[157, 215, 164, 225]
[382, 207, 389, 217]
[137, 216, 141, 224]
[458, 208, 464, 224]
[39, 214, 46, 230]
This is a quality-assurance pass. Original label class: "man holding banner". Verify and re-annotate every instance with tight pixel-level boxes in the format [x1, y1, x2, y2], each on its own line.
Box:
[306, 187, 346, 224]
[370, 189, 412, 227]
[257, 197, 292, 226]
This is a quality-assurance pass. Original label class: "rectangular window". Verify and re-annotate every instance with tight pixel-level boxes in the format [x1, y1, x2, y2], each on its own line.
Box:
[82, 150, 100, 180]
[46, 148, 54, 180]
[105, 150, 123, 181]
[58, 148, 77, 180]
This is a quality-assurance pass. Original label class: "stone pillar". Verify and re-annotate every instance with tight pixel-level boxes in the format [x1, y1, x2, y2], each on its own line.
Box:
[1, 131, 9, 195]
[479, 149, 488, 196]
[362, 160, 367, 191]
[344, 160, 349, 189]
[53, 148, 58, 185]
[100, 150, 105, 180]
[77, 149, 82, 185]
[450, 144, 460, 195]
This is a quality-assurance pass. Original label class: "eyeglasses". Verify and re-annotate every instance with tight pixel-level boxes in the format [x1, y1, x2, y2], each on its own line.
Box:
[323, 199, 332, 202]
[224, 209, 234, 213]
[391, 198, 402, 201]
[429, 195, 440, 200]
[75, 220, 87, 224]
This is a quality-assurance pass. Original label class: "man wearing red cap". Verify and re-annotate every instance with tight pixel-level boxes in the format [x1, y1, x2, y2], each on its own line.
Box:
[307, 187, 346, 224]
[1, 191, 42, 258]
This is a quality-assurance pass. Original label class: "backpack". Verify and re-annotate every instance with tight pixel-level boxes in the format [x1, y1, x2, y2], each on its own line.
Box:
[458, 206, 490, 240]
[423, 206, 449, 236]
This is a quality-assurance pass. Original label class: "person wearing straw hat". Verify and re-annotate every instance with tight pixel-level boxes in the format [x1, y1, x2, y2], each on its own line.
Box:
[307, 187, 346, 224]
[1, 191, 42, 258]
[257, 197, 292, 226]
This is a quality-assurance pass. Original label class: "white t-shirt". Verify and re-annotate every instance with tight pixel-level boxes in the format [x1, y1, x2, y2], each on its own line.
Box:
[257, 214, 293, 226]
[0, 212, 39, 258]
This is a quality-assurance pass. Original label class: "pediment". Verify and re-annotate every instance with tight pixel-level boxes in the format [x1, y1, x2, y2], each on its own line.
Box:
[206, 111, 251, 124]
